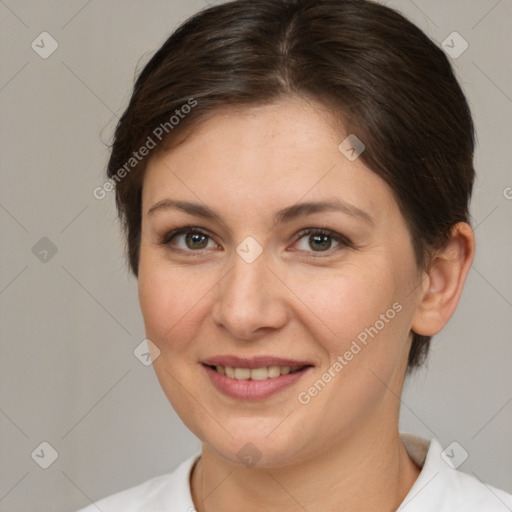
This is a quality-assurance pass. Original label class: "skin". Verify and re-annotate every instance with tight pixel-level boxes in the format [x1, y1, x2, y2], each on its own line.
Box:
[137, 96, 475, 511]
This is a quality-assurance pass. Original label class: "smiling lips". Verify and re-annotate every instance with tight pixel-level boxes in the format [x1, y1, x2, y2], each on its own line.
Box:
[216, 365, 302, 380]
[202, 356, 313, 400]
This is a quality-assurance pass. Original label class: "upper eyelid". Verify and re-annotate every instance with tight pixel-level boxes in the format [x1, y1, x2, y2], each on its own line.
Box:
[163, 226, 350, 251]
[161, 226, 216, 245]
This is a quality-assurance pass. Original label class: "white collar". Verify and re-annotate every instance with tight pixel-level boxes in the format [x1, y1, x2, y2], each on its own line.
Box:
[93, 432, 511, 511]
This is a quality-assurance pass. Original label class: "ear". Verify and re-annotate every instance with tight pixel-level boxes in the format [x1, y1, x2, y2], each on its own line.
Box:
[411, 222, 475, 336]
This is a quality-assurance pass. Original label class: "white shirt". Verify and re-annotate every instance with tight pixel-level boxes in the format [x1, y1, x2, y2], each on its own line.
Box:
[76, 433, 512, 511]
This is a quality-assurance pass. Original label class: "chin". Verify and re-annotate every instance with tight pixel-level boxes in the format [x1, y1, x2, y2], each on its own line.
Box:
[196, 416, 314, 469]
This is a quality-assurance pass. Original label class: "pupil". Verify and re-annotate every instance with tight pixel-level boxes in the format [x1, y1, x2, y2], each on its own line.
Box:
[183, 233, 332, 251]
[186, 233, 208, 249]
[310, 234, 331, 251]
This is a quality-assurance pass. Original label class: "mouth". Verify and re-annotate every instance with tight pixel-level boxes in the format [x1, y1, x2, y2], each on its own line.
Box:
[201, 356, 313, 400]
[206, 364, 306, 380]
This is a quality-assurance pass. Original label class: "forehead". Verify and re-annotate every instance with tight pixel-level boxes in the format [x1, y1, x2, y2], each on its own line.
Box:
[141, 97, 394, 223]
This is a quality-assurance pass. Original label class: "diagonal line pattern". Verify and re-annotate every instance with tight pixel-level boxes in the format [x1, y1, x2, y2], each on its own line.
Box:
[471, 0, 504, 30]
[0, 408, 29, 439]
[264, 470, 310, 511]
[61, 0, 93, 29]
[368, 367, 438, 438]
[296, 166, 338, 202]
[473, 61, 512, 105]
[161, 266, 233, 341]
[61, 265, 132, 334]
[396, 472, 440, 511]
[0, 0, 506, 507]
[201, 468, 234, 503]
[61, 60, 118, 116]
[0, 201, 29, 232]
[61, 369, 132, 439]
[471, 266, 512, 309]
[61, 471, 105, 511]
[471, 395, 512, 439]
[265, 410, 295, 438]
[60, 205, 89, 233]
[0, 62, 29, 93]
[95, 22, 510, 501]
[162, 161, 233, 236]
[264, 264, 338, 339]
[0, 472, 29, 503]
[164, 368, 234, 438]
[270, 164, 337, 231]
[0, 0, 29, 28]
[471, 470, 512, 510]
[473, 205, 499, 231]
[0, 265, 28, 297]
[262, 266, 430, 440]
[405, 0, 439, 28]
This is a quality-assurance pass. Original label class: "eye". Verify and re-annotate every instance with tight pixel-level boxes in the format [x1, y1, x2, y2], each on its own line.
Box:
[159, 226, 351, 256]
[160, 226, 219, 252]
[292, 228, 351, 255]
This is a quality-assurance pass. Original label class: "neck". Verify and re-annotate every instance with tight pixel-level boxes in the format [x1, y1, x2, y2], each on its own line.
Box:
[191, 421, 421, 512]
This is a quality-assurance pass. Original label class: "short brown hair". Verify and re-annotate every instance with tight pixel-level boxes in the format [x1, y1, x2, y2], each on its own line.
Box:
[106, 0, 475, 371]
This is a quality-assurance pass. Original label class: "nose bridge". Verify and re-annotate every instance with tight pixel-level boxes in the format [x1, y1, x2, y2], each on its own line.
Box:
[213, 247, 287, 338]
[229, 253, 264, 298]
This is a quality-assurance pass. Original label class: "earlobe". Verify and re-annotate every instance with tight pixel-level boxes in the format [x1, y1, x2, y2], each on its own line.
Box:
[411, 222, 475, 336]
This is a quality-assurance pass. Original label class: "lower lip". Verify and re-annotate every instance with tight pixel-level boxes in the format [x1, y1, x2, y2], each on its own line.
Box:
[203, 365, 311, 400]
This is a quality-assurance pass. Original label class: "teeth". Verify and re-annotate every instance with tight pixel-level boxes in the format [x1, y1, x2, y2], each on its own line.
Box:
[250, 367, 269, 381]
[214, 365, 302, 380]
[267, 366, 281, 378]
[234, 368, 251, 380]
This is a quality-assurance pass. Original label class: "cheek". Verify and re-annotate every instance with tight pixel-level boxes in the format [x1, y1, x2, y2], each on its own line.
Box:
[290, 259, 414, 422]
[137, 251, 212, 354]
[288, 260, 412, 408]
[137, 252, 214, 429]
[287, 259, 401, 352]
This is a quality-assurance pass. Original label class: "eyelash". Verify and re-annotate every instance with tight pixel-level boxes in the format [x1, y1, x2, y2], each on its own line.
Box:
[159, 225, 353, 257]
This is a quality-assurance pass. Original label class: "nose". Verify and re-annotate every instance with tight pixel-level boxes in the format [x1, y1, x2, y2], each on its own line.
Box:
[211, 250, 289, 341]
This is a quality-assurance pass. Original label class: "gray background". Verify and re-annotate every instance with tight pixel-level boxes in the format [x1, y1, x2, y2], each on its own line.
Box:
[0, 1, 511, 510]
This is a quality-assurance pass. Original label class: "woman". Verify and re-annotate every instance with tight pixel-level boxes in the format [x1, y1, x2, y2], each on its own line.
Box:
[79, 0, 512, 510]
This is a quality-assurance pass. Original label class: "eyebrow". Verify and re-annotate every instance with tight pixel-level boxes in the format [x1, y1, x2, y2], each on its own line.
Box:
[147, 198, 375, 227]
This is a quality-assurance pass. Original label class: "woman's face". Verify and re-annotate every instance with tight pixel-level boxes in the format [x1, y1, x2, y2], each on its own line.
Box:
[138, 97, 425, 467]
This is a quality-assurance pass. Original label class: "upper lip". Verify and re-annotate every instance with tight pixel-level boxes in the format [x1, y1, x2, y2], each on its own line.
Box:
[202, 355, 313, 369]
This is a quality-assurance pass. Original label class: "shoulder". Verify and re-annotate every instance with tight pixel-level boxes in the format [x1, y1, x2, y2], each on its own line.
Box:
[399, 433, 512, 511]
[75, 453, 200, 512]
